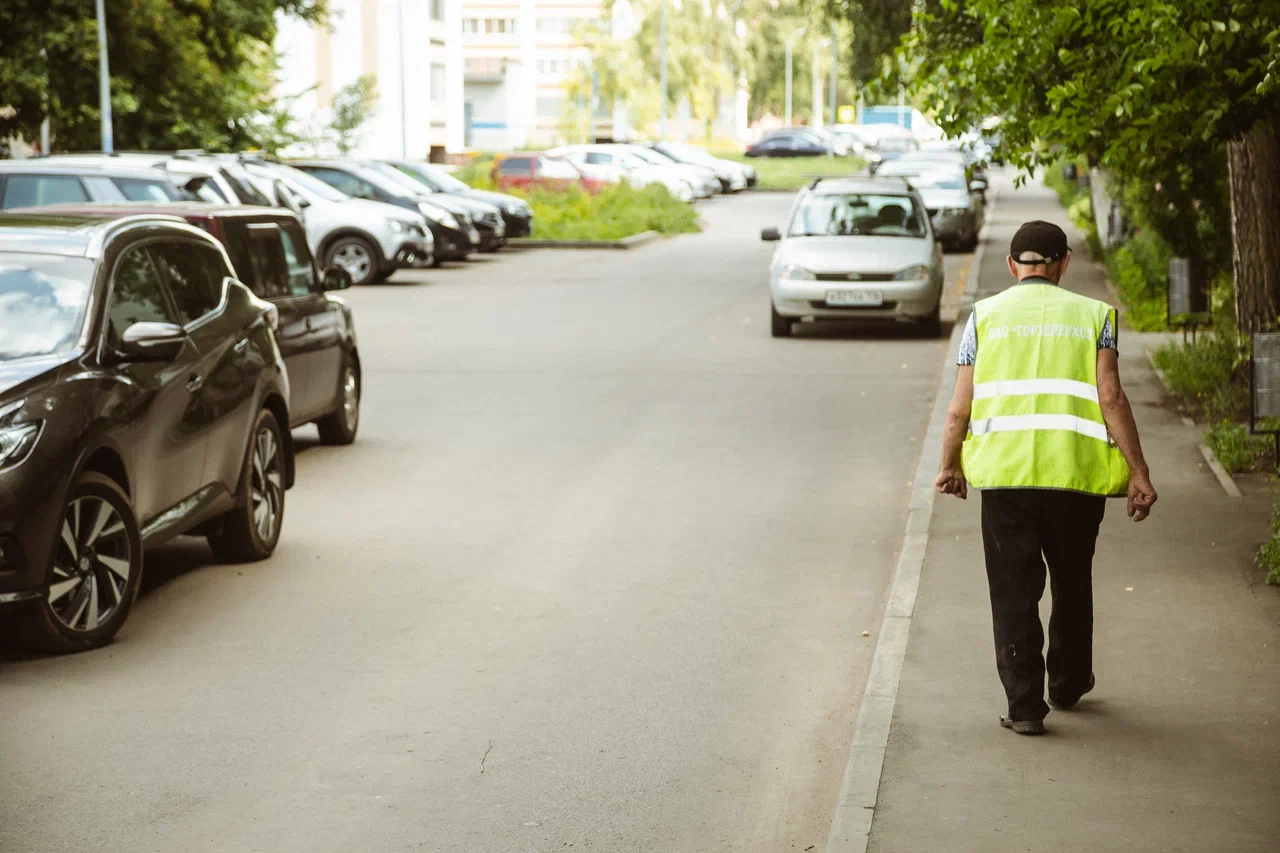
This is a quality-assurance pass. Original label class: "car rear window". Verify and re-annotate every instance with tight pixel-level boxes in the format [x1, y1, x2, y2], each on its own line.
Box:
[498, 157, 533, 176]
[1, 175, 90, 209]
[112, 178, 184, 202]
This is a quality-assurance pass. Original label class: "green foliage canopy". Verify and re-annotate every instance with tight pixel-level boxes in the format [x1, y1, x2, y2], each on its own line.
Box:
[0, 0, 324, 153]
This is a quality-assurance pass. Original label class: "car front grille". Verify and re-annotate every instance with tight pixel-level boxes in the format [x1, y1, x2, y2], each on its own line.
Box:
[815, 272, 896, 282]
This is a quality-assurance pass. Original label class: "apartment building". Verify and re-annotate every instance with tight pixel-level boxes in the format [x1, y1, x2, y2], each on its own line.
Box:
[461, 0, 613, 151]
[276, 0, 465, 160]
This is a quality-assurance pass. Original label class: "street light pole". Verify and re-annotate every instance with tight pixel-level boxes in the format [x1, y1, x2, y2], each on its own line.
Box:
[811, 41, 825, 130]
[829, 27, 837, 127]
[659, 0, 668, 140]
[784, 26, 806, 127]
[94, 0, 113, 152]
[398, 0, 408, 157]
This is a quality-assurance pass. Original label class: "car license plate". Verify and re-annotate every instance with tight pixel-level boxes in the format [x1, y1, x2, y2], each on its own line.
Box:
[826, 289, 883, 307]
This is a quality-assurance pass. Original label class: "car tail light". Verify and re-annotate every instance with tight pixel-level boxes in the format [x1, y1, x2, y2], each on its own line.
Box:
[265, 304, 280, 331]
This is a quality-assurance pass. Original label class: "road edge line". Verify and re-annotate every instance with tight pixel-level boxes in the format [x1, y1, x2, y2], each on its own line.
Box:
[823, 189, 992, 853]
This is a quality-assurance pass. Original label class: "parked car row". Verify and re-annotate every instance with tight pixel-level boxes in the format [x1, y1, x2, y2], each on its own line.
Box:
[488, 143, 756, 199]
[0, 152, 536, 287]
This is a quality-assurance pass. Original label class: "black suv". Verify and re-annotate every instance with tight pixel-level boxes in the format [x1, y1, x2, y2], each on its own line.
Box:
[35, 203, 362, 444]
[0, 213, 293, 651]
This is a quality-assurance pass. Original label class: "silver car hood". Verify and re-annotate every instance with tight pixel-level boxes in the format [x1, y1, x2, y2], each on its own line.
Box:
[775, 236, 933, 273]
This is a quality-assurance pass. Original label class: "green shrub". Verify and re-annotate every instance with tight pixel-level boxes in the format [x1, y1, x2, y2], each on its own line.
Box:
[1066, 193, 1093, 233]
[1152, 326, 1247, 423]
[1204, 422, 1272, 474]
[1256, 489, 1280, 586]
[1104, 230, 1174, 332]
[513, 182, 701, 241]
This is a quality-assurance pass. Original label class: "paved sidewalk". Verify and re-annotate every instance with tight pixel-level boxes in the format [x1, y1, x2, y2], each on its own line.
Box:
[866, 176, 1280, 852]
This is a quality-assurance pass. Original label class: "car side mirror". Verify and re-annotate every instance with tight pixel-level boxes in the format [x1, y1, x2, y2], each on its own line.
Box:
[322, 266, 353, 291]
[120, 322, 188, 361]
[761, 227, 781, 242]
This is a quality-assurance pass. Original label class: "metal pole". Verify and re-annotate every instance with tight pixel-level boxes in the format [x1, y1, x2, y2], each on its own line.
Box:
[829, 28, 837, 127]
[659, 0, 667, 140]
[811, 43, 821, 129]
[784, 41, 792, 126]
[898, 84, 906, 130]
[398, 0, 408, 157]
[94, 0, 113, 152]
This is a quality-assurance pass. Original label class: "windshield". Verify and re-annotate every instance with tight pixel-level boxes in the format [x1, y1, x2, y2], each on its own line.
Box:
[877, 136, 915, 152]
[908, 170, 968, 190]
[365, 163, 435, 196]
[788, 193, 927, 238]
[262, 164, 349, 202]
[629, 149, 672, 166]
[405, 163, 471, 193]
[0, 253, 95, 360]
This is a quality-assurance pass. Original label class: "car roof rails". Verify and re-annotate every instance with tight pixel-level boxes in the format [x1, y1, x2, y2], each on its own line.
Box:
[172, 148, 209, 161]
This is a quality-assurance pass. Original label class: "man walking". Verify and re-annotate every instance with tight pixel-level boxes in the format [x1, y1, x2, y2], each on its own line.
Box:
[935, 221, 1158, 735]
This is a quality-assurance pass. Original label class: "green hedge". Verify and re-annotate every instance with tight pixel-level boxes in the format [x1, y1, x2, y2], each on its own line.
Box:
[518, 183, 701, 241]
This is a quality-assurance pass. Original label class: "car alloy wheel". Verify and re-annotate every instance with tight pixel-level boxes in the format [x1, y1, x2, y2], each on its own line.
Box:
[251, 425, 284, 544]
[340, 367, 359, 434]
[48, 496, 133, 633]
[329, 238, 376, 285]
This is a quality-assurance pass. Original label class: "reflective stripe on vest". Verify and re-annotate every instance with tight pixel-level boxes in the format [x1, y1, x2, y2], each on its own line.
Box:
[961, 284, 1129, 496]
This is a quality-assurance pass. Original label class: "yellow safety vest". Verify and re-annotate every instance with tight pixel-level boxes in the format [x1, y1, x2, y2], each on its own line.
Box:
[961, 283, 1129, 496]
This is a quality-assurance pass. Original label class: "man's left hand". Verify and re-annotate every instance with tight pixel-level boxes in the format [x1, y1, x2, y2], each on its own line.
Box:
[935, 467, 968, 500]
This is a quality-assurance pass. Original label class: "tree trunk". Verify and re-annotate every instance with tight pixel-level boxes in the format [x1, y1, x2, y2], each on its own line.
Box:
[1227, 119, 1280, 333]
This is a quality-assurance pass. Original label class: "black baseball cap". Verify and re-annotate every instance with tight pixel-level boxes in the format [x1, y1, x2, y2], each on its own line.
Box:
[1010, 220, 1070, 264]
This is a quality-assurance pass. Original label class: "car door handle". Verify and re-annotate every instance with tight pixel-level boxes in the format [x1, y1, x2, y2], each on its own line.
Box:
[187, 374, 204, 393]
[234, 338, 249, 354]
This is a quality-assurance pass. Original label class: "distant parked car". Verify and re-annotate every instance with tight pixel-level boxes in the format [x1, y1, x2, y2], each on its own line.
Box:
[761, 176, 945, 337]
[382, 159, 534, 238]
[872, 161, 982, 251]
[363, 161, 507, 252]
[292, 160, 480, 264]
[239, 160, 433, 285]
[28, 202, 364, 442]
[547, 144, 698, 200]
[0, 212, 294, 651]
[745, 132, 830, 158]
[0, 161, 199, 207]
[490, 153, 608, 194]
[647, 141, 752, 192]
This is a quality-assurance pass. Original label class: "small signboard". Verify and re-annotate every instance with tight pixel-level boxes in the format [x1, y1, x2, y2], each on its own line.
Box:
[837, 104, 856, 124]
[1168, 257, 1209, 317]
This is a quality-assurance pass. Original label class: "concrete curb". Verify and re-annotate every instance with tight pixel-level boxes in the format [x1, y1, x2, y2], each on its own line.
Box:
[506, 230, 661, 250]
[1145, 351, 1242, 498]
[823, 189, 992, 853]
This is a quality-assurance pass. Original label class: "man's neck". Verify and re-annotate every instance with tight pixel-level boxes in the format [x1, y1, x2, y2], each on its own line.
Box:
[1017, 275, 1057, 285]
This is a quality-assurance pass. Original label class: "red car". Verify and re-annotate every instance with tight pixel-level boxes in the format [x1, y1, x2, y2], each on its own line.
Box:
[491, 153, 608, 194]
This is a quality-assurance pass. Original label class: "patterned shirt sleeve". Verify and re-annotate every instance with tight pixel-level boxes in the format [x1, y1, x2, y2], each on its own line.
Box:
[957, 312, 977, 366]
[1098, 312, 1117, 351]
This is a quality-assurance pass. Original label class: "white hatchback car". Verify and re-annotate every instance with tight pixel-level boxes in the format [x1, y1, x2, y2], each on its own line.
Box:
[763, 177, 945, 337]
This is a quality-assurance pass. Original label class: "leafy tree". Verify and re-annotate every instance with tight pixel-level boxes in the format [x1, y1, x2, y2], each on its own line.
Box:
[329, 75, 379, 155]
[836, 0, 1280, 333]
[0, 0, 324, 154]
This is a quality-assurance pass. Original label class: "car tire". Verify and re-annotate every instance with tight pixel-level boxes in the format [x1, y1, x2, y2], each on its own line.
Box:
[372, 268, 394, 284]
[15, 471, 143, 653]
[325, 236, 379, 286]
[920, 304, 944, 338]
[316, 357, 360, 446]
[208, 409, 286, 563]
[771, 304, 793, 338]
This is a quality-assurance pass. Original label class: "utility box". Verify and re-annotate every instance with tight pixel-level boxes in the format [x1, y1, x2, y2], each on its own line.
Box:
[1168, 257, 1209, 317]
[1062, 163, 1078, 182]
[1253, 334, 1280, 419]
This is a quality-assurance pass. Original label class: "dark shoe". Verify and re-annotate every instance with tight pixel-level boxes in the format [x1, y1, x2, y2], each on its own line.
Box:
[1049, 673, 1096, 711]
[1000, 716, 1046, 735]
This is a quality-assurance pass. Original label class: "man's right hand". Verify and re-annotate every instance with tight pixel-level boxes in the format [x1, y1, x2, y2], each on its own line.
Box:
[1128, 475, 1157, 522]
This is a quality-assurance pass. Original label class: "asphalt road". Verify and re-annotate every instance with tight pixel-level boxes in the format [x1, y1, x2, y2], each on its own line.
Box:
[0, 191, 970, 852]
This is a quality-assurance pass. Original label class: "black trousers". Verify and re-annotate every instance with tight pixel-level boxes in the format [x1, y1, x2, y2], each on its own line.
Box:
[980, 488, 1106, 721]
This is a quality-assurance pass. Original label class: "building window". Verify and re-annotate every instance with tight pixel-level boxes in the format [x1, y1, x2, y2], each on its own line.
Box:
[462, 18, 478, 33]
[465, 57, 505, 76]
[430, 0, 444, 21]
[536, 97, 564, 118]
[431, 63, 446, 101]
